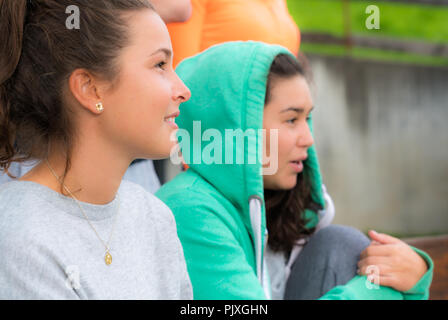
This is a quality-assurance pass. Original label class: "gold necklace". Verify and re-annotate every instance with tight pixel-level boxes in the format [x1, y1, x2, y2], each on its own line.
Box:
[45, 159, 120, 266]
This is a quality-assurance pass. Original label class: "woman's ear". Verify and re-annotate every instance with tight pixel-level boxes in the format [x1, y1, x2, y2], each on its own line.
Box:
[68, 69, 104, 114]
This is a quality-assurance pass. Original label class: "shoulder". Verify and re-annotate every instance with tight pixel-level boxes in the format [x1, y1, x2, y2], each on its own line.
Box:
[119, 179, 176, 227]
[0, 180, 27, 200]
[157, 171, 230, 219]
[0, 181, 52, 235]
[157, 170, 226, 208]
[156, 172, 244, 241]
[120, 179, 168, 208]
[0, 182, 66, 272]
[0, 183, 75, 299]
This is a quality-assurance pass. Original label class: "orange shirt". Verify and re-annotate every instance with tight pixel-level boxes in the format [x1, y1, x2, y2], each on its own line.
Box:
[167, 0, 300, 67]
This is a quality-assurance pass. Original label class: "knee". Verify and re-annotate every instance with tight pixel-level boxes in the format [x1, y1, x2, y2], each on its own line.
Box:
[285, 225, 371, 299]
[312, 225, 370, 261]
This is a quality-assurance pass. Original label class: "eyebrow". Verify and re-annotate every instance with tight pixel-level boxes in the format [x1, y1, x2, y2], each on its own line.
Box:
[280, 106, 315, 114]
[149, 48, 172, 59]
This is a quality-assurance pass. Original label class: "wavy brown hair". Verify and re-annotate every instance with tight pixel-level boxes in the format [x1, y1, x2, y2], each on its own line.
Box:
[264, 53, 321, 254]
[0, 0, 153, 189]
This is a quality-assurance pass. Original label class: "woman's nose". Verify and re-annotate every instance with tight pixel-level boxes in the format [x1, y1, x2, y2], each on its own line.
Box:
[297, 122, 315, 148]
[173, 75, 191, 104]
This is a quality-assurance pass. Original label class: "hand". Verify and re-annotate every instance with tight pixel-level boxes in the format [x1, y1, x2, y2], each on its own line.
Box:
[357, 230, 428, 292]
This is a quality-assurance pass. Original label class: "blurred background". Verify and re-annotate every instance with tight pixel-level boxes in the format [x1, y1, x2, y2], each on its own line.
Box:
[158, 0, 448, 238]
[288, 0, 448, 237]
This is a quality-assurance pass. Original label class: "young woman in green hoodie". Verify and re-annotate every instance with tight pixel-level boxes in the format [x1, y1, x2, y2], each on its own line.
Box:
[156, 41, 433, 300]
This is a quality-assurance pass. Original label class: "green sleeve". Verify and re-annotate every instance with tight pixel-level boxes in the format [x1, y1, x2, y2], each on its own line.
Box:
[319, 246, 434, 300]
[319, 275, 403, 300]
[402, 246, 434, 300]
[161, 194, 266, 300]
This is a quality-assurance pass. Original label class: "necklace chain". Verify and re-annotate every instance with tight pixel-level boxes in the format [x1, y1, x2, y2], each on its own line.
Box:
[45, 159, 120, 265]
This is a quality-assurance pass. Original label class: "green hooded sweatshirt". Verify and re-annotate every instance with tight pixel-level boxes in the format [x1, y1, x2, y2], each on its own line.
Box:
[156, 41, 433, 300]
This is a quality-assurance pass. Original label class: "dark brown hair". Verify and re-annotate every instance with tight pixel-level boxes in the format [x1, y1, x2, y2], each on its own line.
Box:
[264, 53, 320, 254]
[0, 0, 153, 185]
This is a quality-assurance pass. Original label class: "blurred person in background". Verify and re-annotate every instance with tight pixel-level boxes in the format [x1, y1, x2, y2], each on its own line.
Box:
[167, 0, 300, 67]
[151, 0, 192, 24]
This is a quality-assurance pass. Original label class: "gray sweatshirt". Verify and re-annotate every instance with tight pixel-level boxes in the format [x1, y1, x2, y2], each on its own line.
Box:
[0, 180, 192, 300]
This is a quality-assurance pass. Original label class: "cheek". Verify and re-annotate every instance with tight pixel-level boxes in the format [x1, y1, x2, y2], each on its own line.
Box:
[101, 70, 176, 157]
[263, 127, 295, 170]
[115, 73, 172, 125]
[267, 131, 299, 189]
[277, 129, 296, 163]
[264, 125, 290, 153]
[134, 73, 171, 112]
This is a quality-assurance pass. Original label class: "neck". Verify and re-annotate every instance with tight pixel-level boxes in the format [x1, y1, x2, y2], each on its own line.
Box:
[20, 140, 131, 205]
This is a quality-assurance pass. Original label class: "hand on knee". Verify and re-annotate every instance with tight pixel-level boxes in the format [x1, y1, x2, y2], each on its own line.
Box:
[357, 230, 428, 292]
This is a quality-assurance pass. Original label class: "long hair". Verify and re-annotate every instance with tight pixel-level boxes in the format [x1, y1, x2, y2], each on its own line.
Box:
[0, 0, 153, 191]
[264, 53, 320, 254]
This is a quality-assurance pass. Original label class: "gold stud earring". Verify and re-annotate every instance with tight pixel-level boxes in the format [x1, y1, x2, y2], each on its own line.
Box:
[96, 102, 104, 112]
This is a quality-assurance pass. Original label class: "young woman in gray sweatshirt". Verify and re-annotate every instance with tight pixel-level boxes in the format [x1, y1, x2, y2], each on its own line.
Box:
[0, 0, 191, 299]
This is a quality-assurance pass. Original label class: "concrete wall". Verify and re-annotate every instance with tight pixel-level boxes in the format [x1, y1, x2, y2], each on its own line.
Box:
[309, 55, 448, 235]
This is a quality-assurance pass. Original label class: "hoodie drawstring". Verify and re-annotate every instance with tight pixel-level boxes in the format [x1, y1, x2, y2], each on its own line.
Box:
[249, 196, 271, 298]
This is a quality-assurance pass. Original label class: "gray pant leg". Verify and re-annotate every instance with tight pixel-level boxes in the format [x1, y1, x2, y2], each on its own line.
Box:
[284, 224, 370, 300]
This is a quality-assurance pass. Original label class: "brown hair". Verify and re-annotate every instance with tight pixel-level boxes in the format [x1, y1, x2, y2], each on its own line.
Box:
[0, 0, 153, 185]
[264, 53, 320, 254]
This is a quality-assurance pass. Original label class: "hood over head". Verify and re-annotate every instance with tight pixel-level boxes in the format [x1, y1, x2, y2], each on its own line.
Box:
[175, 41, 325, 235]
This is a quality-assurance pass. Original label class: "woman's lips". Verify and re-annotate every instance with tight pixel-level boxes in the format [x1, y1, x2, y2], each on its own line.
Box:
[164, 111, 180, 129]
[289, 160, 304, 173]
[164, 117, 179, 129]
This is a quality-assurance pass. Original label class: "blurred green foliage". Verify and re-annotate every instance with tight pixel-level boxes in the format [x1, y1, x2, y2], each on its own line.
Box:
[301, 43, 448, 66]
[287, 0, 448, 65]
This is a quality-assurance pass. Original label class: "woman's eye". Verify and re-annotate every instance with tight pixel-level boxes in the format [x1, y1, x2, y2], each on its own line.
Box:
[156, 61, 167, 69]
[287, 118, 298, 124]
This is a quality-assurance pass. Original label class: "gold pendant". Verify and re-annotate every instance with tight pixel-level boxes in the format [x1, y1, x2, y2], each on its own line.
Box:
[105, 251, 112, 266]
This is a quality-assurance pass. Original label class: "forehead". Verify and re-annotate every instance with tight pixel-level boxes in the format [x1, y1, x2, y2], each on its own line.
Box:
[124, 9, 172, 53]
[266, 75, 313, 110]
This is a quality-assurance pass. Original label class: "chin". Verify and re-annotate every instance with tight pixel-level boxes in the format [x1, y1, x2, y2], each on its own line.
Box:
[156, 146, 176, 160]
[139, 142, 175, 160]
[280, 182, 297, 191]
[279, 176, 298, 190]
[264, 176, 297, 191]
